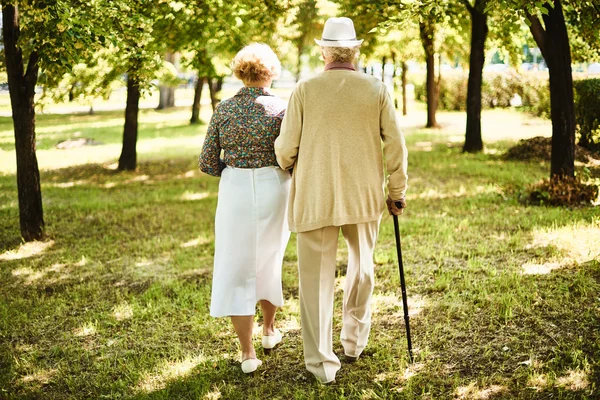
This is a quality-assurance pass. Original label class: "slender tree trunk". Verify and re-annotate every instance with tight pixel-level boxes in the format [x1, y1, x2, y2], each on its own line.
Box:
[528, 0, 575, 177]
[420, 21, 439, 128]
[190, 76, 205, 124]
[401, 61, 408, 116]
[118, 75, 141, 171]
[463, 1, 489, 153]
[2, 4, 44, 241]
[157, 52, 176, 110]
[157, 87, 175, 110]
[208, 78, 218, 112]
[381, 56, 386, 82]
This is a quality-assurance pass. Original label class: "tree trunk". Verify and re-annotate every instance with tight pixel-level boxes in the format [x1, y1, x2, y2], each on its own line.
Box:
[157, 52, 176, 110]
[529, 0, 575, 177]
[157, 86, 175, 110]
[381, 55, 386, 82]
[208, 78, 218, 112]
[463, 1, 488, 153]
[118, 75, 141, 171]
[401, 61, 408, 116]
[3, 4, 44, 241]
[420, 21, 439, 128]
[190, 76, 205, 124]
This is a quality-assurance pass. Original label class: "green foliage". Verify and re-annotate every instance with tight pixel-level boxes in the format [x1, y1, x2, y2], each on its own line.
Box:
[38, 50, 123, 106]
[415, 70, 551, 117]
[573, 78, 600, 151]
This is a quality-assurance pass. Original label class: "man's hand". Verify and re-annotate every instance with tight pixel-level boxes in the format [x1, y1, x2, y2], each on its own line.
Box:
[386, 196, 406, 216]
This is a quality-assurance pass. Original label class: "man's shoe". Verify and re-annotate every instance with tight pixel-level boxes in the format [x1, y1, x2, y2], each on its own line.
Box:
[241, 358, 262, 374]
[344, 354, 359, 363]
[262, 329, 282, 350]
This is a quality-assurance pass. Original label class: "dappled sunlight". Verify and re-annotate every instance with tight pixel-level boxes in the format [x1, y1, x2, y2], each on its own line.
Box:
[113, 302, 134, 321]
[11, 262, 78, 286]
[18, 368, 57, 387]
[280, 316, 301, 332]
[408, 184, 499, 201]
[372, 293, 428, 317]
[180, 235, 212, 248]
[202, 388, 222, 400]
[414, 141, 434, 152]
[455, 383, 507, 399]
[526, 221, 600, 266]
[74, 322, 97, 337]
[375, 363, 424, 385]
[177, 170, 197, 179]
[527, 373, 549, 391]
[0, 200, 16, 210]
[136, 354, 209, 394]
[180, 191, 211, 201]
[124, 174, 150, 183]
[130, 256, 173, 279]
[0, 240, 54, 261]
[34, 117, 124, 134]
[521, 262, 561, 275]
[47, 180, 89, 188]
[556, 369, 590, 391]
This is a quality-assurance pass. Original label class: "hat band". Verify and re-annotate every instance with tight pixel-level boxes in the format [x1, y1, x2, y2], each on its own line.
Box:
[321, 37, 358, 41]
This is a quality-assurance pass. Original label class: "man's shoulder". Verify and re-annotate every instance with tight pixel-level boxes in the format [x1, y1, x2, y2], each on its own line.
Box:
[301, 71, 384, 88]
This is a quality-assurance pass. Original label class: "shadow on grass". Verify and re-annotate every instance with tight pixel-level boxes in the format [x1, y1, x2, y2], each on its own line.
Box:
[1, 141, 599, 399]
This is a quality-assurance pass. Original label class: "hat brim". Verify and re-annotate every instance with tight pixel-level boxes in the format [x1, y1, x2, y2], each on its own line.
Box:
[314, 38, 363, 47]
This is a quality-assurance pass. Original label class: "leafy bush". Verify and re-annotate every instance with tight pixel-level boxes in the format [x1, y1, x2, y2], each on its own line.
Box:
[529, 175, 599, 207]
[573, 79, 600, 152]
[413, 71, 551, 117]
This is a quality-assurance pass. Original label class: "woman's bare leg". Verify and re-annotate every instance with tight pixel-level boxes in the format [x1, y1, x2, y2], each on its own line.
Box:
[231, 316, 257, 361]
[259, 300, 277, 336]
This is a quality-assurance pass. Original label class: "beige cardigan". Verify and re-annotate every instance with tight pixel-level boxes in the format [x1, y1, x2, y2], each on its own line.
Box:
[274, 70, 408, 232]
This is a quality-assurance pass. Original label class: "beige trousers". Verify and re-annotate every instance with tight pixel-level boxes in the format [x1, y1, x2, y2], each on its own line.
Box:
[297, 220, 380, 383]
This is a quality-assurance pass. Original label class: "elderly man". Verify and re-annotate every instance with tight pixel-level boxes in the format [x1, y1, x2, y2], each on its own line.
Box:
[275, 17, 408, 383]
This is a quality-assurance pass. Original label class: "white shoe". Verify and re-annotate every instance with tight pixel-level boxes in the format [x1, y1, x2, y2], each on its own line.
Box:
[262, 329, 282, 349]
[241, 358, 262, 374]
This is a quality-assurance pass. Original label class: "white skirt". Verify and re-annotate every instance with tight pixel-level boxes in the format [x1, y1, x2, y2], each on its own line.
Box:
[210, 166, 291, 317]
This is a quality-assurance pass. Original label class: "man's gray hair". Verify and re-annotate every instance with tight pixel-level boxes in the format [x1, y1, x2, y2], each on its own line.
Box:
[321, 46, 360, 64]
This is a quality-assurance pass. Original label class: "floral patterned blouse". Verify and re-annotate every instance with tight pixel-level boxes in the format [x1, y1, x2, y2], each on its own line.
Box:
[198, 87, 287, 177]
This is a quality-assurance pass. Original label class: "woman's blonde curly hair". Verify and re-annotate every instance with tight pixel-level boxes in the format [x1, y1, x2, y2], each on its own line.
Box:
[231, 43, 281, 85]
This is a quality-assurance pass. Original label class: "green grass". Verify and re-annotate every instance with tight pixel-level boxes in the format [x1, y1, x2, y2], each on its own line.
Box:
[0, 106, 599, 399]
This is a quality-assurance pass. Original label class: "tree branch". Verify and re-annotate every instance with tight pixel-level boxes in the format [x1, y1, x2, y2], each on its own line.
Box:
[460, 0, 474, 14]
[24, 51, 40, 93]
[527, 13, 548, 60]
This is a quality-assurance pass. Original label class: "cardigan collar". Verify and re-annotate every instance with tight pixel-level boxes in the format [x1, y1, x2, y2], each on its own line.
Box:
[324, 62, 356, 71]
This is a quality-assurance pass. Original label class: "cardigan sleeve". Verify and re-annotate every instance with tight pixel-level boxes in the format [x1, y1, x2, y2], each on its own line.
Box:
[198, 110, 226, 177]
[379, 85, 408, 200]
[275, 87, 303, 170]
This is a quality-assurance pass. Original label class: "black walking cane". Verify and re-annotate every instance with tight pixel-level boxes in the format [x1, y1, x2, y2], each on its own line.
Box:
[392, 201, 413, 363]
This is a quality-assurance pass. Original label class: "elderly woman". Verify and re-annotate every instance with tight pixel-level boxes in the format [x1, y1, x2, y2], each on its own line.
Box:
[198, 43, 290, 374]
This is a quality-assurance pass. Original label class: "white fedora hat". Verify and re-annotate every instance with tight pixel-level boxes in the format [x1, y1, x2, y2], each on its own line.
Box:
[314, 17, 363, 47]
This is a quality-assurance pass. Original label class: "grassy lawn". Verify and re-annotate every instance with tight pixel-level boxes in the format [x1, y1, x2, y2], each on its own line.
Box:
[0, 105, 599, 399]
